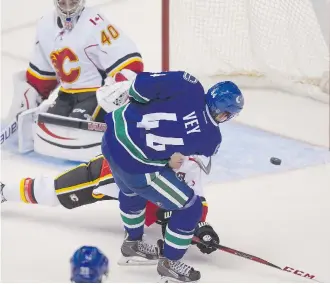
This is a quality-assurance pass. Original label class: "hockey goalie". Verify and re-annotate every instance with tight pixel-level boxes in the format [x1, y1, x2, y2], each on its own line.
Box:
[7, 0, 143, 162]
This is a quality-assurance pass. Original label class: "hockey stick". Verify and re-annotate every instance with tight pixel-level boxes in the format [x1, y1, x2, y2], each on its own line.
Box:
[192, 236, 322, 283]
[38, 113, 107, 132]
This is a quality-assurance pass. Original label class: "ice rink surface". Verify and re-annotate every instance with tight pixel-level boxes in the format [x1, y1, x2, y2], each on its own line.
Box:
[1, 0, 330, 282]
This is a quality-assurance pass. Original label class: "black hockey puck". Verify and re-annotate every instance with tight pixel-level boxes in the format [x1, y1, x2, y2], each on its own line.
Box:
[270, 157, 281, 165]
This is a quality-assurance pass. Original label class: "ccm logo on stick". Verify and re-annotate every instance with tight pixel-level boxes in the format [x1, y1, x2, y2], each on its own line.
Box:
[283, 266, 315, 279]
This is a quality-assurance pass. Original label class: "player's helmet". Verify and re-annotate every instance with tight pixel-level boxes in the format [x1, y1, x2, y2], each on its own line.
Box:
[54, 0, 85, 30]
[205, 81, 244, 123]
[70, 246, 109, 283]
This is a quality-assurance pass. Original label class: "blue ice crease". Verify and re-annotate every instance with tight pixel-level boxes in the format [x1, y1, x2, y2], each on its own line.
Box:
[206, 121, 330, 184]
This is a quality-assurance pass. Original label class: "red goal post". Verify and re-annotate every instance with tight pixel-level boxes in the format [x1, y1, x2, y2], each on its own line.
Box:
[161, 0, 329, 103]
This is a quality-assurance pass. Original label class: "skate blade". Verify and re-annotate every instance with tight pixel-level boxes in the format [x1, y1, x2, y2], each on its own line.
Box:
[158, 276, 199, 283]
[117, 256, 158, 266]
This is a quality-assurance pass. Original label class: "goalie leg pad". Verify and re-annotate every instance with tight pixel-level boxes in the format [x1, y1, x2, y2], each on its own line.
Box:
[2, 71, 42, 146]
[54, 155, 117, 209]
[7, 71, 41, 121]
[34, 113, 105, 162]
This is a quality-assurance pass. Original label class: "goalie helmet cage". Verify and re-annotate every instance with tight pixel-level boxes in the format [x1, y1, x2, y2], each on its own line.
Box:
[161, 0, 329, 103]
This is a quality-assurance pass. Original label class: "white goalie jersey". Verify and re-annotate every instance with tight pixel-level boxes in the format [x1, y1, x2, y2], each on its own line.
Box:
[12, 6, 144, 162]
[26, 6, 143, 98]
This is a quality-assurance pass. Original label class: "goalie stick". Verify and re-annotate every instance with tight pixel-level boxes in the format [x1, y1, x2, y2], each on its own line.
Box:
[1, 112, 107, 147]
[38, 113, 107, 132]
[192, 236, 322, 283]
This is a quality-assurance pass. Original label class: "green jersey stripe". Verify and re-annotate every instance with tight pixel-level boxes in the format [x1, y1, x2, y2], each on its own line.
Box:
[146, 173, 183, 208]
[153, 177, 187, 206]
[157, 175, 189, 202]
[129, 81, 150, 103]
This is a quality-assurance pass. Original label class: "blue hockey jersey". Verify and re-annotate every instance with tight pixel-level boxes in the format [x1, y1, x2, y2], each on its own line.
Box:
[103, 71, 222, 173]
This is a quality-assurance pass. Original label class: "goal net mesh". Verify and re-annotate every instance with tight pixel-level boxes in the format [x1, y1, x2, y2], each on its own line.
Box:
[168, 0, 329, 102]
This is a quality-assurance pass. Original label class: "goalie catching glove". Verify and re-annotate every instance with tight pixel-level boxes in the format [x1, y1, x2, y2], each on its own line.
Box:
[96, 69, 136, 113]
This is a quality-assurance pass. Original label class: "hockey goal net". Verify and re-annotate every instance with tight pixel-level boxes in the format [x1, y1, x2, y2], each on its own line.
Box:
[162, 0, 329, 103]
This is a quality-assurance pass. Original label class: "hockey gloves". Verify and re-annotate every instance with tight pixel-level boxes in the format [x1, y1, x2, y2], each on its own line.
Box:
[155, 207, 172, 237]
[156, 207, 219, 255]
[193, 222, 220, 254]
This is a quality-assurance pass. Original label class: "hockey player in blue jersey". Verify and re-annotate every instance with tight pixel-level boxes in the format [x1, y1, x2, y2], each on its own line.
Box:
[97, 71, 244, 282]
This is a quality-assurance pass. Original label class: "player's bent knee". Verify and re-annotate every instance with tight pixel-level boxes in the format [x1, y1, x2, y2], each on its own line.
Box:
[183, 194, 203, 220]
[160, 193, 202, 213]
[182, 194, 199, 209]
[168, 195, 203, 230]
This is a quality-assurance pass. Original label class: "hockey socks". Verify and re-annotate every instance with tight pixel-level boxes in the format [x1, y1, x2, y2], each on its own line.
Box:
[119, 191, 147, 240]
[164, 195, 202, 260]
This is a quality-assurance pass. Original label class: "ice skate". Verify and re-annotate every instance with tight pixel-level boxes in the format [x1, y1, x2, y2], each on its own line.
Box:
[117, 233, 162, 266]
[0, 182, 6, 203]
[157, 258, 201, 283]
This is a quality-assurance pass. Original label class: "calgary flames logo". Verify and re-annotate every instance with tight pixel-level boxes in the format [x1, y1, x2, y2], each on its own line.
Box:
[50, 47, 81, 83]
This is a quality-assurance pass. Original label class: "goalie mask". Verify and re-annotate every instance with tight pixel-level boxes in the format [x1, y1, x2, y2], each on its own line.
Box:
[54, 0, 85, 30]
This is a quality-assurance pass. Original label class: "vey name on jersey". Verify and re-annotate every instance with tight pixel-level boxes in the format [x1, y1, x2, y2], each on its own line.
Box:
[103, 71, 222, 174]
